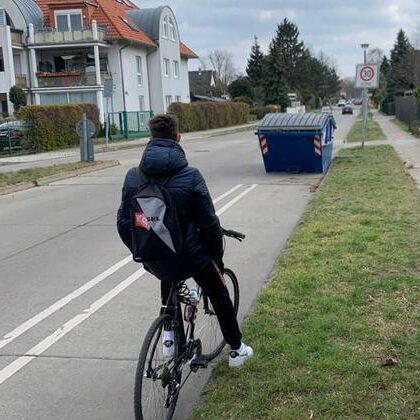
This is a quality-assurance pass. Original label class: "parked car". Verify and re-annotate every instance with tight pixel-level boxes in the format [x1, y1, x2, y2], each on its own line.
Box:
[321, 106, 333, 114]
[342, 105, 353, 115]
[337, 99, 346, 107]
[353, 98, 363, 105]
[0, 120, 25, 150]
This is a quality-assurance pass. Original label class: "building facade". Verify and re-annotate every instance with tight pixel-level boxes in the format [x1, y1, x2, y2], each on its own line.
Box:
[0, 0, 198, 121]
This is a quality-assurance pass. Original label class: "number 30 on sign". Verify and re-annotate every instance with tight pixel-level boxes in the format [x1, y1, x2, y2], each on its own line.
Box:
[355, 64, 379, 89]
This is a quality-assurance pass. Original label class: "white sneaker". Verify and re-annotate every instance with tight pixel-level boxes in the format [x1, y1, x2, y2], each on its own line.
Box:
[228, 342, 254, 368]
[162, 330, 175, 361]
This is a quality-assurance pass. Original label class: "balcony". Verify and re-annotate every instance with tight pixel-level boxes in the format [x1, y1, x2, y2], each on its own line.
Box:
[11, 29, 23, 45]
[15, 74, 27, 88]
[36, 71, 111, 88]
[33, 26, 106, 45]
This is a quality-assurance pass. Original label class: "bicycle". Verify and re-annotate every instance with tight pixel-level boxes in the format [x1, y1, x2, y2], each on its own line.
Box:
[134, 228, 245, 420]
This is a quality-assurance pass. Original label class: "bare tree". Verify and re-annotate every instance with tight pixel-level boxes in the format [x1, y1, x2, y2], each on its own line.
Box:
[208, 49, 237, 94]
[367, 47, 384, 65]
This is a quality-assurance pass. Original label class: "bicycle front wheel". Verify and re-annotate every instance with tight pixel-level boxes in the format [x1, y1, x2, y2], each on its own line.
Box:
[194, 268, 239, 361]
[134, 315, 181, 420]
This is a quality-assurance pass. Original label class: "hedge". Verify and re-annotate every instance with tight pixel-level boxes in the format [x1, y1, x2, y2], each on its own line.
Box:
[250, 105, 281, 120]
[168, 102, 249, 133]
[18, 104, 99, 152]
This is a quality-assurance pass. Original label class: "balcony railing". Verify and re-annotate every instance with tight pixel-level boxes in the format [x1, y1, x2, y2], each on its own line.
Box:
[11, 29, 23, 45]
[15, 74, 27, 88]
[34, 26, 106, 45]
[36, 71, 111, 88]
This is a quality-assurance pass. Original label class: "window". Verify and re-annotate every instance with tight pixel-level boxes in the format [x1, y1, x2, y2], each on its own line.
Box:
[175, 96, 181, 103]
[136, 56, 143, 86]
[169, 18, 176, 40]
[165, 95, 173, 108]
[163, 58, 170, 77]
[0, 48, 4, 72]
[55, 10, 83, 31]
[173, 60, 179, 78]
[139, 95, 145, 111]
[162, 17, 168, 38]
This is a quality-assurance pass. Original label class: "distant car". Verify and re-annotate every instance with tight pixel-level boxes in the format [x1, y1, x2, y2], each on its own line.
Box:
[342, 105, 353, 115]
[353, 98, 363, 105]
[321, 106, 333, 114]
[337, 99, 346, 107]
[0, 120, 25, 149]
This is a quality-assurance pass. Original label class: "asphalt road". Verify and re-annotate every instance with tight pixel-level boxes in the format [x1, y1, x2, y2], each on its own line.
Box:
[0, 110, 356, 420]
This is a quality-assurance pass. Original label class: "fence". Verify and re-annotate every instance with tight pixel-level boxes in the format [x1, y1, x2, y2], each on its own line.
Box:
[107, 111, 153, 140]
[380, 102, 395, 116]
[395, 96, 419, 125]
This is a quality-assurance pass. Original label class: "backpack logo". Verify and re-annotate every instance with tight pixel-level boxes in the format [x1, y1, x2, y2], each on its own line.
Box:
[134, 212, 151, 231]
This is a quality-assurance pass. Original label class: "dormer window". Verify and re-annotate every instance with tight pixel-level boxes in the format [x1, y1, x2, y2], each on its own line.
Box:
[162, 17, 168, 38]
[55, 10, 83, 32]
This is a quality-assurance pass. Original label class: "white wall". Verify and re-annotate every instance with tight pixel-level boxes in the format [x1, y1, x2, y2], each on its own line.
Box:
[0, 26, 16, 113]
[156, 7, 186, 113]
[108, 44, 150, 114]
[180, 58, 190, 103]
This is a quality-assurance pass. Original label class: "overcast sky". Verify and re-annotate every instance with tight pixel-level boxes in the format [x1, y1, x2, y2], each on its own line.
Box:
[136, 1, 420, 78]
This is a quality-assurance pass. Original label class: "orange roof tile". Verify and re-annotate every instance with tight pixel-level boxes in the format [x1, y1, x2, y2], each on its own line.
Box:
[34, 1, 197, 55]
[180, 42, 199, 59]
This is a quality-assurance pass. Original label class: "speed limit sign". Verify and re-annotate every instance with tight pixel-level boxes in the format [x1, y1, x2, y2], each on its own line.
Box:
[355, 64, 379, 88]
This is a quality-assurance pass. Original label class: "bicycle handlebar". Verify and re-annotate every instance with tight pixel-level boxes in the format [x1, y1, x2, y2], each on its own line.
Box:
[222, 228, 246, 241]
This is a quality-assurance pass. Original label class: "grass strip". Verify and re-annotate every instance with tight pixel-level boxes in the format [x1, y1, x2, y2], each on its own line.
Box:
[0, 161, 105, 188]
[193, 146, 420, 419]
[346, 119, 386, 143]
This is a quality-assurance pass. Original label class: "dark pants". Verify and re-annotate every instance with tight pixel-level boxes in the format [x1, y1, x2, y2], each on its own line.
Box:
[160, 261, 242, 350]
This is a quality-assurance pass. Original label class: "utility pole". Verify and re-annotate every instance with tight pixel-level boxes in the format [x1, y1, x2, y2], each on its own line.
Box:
[361, 43, 369, 148]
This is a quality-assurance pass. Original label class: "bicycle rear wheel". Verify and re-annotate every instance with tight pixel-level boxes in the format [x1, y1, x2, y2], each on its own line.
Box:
[194, 268, 239, 361]
[134, 315, 182, 420]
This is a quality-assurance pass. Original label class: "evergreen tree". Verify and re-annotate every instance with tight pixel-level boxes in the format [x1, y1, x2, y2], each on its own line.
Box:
[246, 35, 265, 85]
[9, 86, 27, 113]
[389, 29, 414, 97]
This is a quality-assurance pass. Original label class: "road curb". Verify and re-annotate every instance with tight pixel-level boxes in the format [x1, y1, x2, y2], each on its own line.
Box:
[0, 160, 120, 196]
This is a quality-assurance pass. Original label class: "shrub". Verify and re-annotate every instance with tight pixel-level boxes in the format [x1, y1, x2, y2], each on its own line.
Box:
[168, 102, 249, 133]
[9, 86, 27, 113]
[18, 104, 99, 152]
[250, 105, 281, 120]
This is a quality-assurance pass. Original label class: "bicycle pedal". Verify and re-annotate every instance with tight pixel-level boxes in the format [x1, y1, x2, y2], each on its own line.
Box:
[189, 358, 208, 369]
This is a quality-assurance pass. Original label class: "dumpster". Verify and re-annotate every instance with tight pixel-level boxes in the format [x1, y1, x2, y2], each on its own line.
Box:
[256, 113, 336, 173]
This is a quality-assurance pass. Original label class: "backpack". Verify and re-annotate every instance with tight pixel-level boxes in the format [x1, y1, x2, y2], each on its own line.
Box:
[130, 167, 183, 263]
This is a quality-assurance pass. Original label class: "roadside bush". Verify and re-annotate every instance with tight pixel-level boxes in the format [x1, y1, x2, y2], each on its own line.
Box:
[168, 102, 249, 133]
[250, 104, 281, 120]
[18, 104, 99, 152]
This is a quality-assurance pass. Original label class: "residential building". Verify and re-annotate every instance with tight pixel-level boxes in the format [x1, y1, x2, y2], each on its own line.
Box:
[0, 0, 198, 121]
[189, 69, 216, 97]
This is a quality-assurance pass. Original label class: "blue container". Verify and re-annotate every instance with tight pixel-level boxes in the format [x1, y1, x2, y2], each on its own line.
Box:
[256, 113, 336, 173]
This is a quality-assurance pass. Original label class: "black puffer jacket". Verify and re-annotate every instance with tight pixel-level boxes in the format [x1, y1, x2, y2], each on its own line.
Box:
[117, 138, 223, 282]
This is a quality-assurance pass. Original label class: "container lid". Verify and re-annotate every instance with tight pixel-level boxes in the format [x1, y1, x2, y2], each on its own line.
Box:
[258, 112, 336, 131]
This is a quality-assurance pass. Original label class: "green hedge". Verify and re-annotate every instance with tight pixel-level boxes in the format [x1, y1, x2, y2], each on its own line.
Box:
[18, 104, 99, 152]
[168, 102, 249, 133]
[250, 105, 281, 120]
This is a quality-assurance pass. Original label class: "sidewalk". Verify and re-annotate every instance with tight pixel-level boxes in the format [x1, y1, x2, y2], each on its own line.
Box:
[0, 122, 256, 167]
[374, 111, 420, 189]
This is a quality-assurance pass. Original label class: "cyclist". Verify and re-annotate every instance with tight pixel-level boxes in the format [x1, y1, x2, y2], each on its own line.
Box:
[117, 114, 253, 368]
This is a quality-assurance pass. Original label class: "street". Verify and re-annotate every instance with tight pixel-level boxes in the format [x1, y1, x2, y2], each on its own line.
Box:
[0, 110, 355, 420]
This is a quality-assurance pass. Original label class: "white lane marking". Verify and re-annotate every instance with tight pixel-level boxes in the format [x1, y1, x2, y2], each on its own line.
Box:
[0, 256, 132, 350]
[0, 184, 244, 351]
[213, 184, 243, 204]
[216, 184, 258, 215]
[0, 268, 147, 385]
[0, 183, 258, 385]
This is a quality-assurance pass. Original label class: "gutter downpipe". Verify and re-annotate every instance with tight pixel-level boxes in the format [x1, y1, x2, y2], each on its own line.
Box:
[119, 43, 129, 138]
